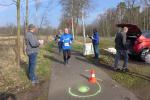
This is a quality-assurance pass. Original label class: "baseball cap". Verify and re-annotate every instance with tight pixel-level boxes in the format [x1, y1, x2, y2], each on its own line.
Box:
[28, 24, 36, 30]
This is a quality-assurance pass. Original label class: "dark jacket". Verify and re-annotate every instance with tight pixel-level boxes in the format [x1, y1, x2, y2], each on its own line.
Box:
[115, 32, 127, 50]
[92, 32, 99, 45]
[55, 34, 61, 41]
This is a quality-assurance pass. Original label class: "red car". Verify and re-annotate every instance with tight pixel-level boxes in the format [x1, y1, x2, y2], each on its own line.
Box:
[117, 24, 150, 63]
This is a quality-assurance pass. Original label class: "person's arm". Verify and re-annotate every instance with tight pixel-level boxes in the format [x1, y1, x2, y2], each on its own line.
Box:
[60, 35, 64, 43]
[121, 32, 127, 49]
[92, 33, 99, 41]
[54, 36, 57, 41]
[69, 34, 73, 44]
[70, 34, 73, 42]
[122, 33, 126, 45]
[88, 36, 92, 39]
[28, 33, 40, 48]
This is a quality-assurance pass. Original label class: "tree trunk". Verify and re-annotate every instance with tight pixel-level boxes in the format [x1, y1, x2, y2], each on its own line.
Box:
[75, 17, 79, 36]
[16, 0, 21, 67]
[71, 0, 75, 39]
[82, 9, 86, 43]
[71, 17, 75, 39]
[146, 8, 149, 30]
[26, 0, 28, 32]
[23, 0, 28, 55]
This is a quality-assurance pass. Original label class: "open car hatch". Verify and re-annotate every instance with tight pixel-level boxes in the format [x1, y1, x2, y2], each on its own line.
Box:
[117, 24, 142, 36]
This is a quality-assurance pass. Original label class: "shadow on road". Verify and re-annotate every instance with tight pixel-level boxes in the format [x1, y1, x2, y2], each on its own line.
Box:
[72, 50, 83, 56]
[44, 54, 64, 64]
[76, 56, 113, 71]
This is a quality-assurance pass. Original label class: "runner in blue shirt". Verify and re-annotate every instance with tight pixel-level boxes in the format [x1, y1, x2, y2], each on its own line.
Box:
[60, 28, 73, 65]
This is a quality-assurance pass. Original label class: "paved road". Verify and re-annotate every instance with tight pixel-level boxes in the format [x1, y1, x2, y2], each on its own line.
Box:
[48, 50, 139, 100]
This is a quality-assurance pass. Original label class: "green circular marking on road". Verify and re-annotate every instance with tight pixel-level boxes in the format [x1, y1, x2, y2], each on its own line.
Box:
[68, 82, 101, 98]
[78, 86, 90, 93]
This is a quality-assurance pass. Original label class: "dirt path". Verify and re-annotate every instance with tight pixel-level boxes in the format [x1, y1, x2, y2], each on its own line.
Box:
[48, 50, 139, 100]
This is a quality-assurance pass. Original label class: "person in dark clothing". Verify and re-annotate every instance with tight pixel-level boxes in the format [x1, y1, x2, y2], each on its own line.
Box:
[55, 30, 63, 53]
[114, 27, 129, 72]
[60, 28, 73, 65]
[25, 24, 43, 85]
[89, 28, 100, 59]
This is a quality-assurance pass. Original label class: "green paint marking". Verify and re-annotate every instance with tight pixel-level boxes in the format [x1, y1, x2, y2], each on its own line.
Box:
[68, 82, 101, 98]
[78, 86, 90, 93]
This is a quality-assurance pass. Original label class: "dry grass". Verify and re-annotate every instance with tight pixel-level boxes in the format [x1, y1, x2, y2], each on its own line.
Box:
[0, 35, 52, 93]
[0, 37, 27, 92]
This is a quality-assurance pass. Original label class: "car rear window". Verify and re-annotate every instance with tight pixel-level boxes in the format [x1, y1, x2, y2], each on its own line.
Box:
[143, 31, 150, 38]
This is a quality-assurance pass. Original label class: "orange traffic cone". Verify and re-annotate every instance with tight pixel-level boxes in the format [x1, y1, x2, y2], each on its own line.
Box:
[89, 69, 97, 84]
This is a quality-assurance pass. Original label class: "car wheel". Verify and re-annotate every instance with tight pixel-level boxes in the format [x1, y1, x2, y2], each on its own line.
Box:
[141, 49, 150, 63]
[145, 52, 150, 64]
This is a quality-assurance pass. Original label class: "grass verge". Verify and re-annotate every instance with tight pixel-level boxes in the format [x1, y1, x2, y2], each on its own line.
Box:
[0, 43, 52, 99]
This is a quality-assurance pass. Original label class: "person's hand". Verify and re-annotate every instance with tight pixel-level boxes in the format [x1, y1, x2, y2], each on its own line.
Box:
[39, 40, 44, 45]
[89, 36, 92, 39]
[87, 35, 89, 38]
[70, 41, 72, 44]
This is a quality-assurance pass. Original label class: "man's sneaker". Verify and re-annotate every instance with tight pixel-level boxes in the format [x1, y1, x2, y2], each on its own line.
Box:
[93, 57, 99, 59]
[113, 67, 120, 71]
[32, 80, 39, 85]
[66, 60, 68, 64]
[64, 61, 67, 65]
[122, 68, 129, 72]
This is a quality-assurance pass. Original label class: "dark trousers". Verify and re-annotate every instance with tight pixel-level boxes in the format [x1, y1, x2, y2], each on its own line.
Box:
[114, 50, 128, 69]
[58, 42, 62, 53]
[93, 44, 99, 58]
[63, 49, 71, 62]
[28, 53, 37, 81]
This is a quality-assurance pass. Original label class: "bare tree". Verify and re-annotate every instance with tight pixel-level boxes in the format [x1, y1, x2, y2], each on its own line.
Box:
[59, 0, 92, 38]
[143, 0, 150, 6]
[117, 2, 127, 23]
[4, 0, 21, 66]
[16, 0, 21, 67]
[141, 0, 150, 30]
[26, 0, 28, 32]
[89, 0, 150, 38]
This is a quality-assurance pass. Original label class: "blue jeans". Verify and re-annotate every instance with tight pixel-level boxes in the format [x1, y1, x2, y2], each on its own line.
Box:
[93, 44, 99, 58]
[28, 53, 37, 81]
[114, 50, 128, 69]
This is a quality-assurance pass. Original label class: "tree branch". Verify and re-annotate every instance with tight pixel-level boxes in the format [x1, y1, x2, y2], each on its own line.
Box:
[0, 3, 15, 6]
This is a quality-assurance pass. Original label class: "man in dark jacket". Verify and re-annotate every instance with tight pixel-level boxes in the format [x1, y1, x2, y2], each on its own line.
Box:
[90, 28, 100, 59]
[55, 29, 63, 53]
[114, 27, 129, 72]
[25, 24, 42, 85]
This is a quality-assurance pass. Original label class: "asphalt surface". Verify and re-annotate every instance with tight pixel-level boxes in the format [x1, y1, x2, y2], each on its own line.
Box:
[48, 50, 139, 100]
